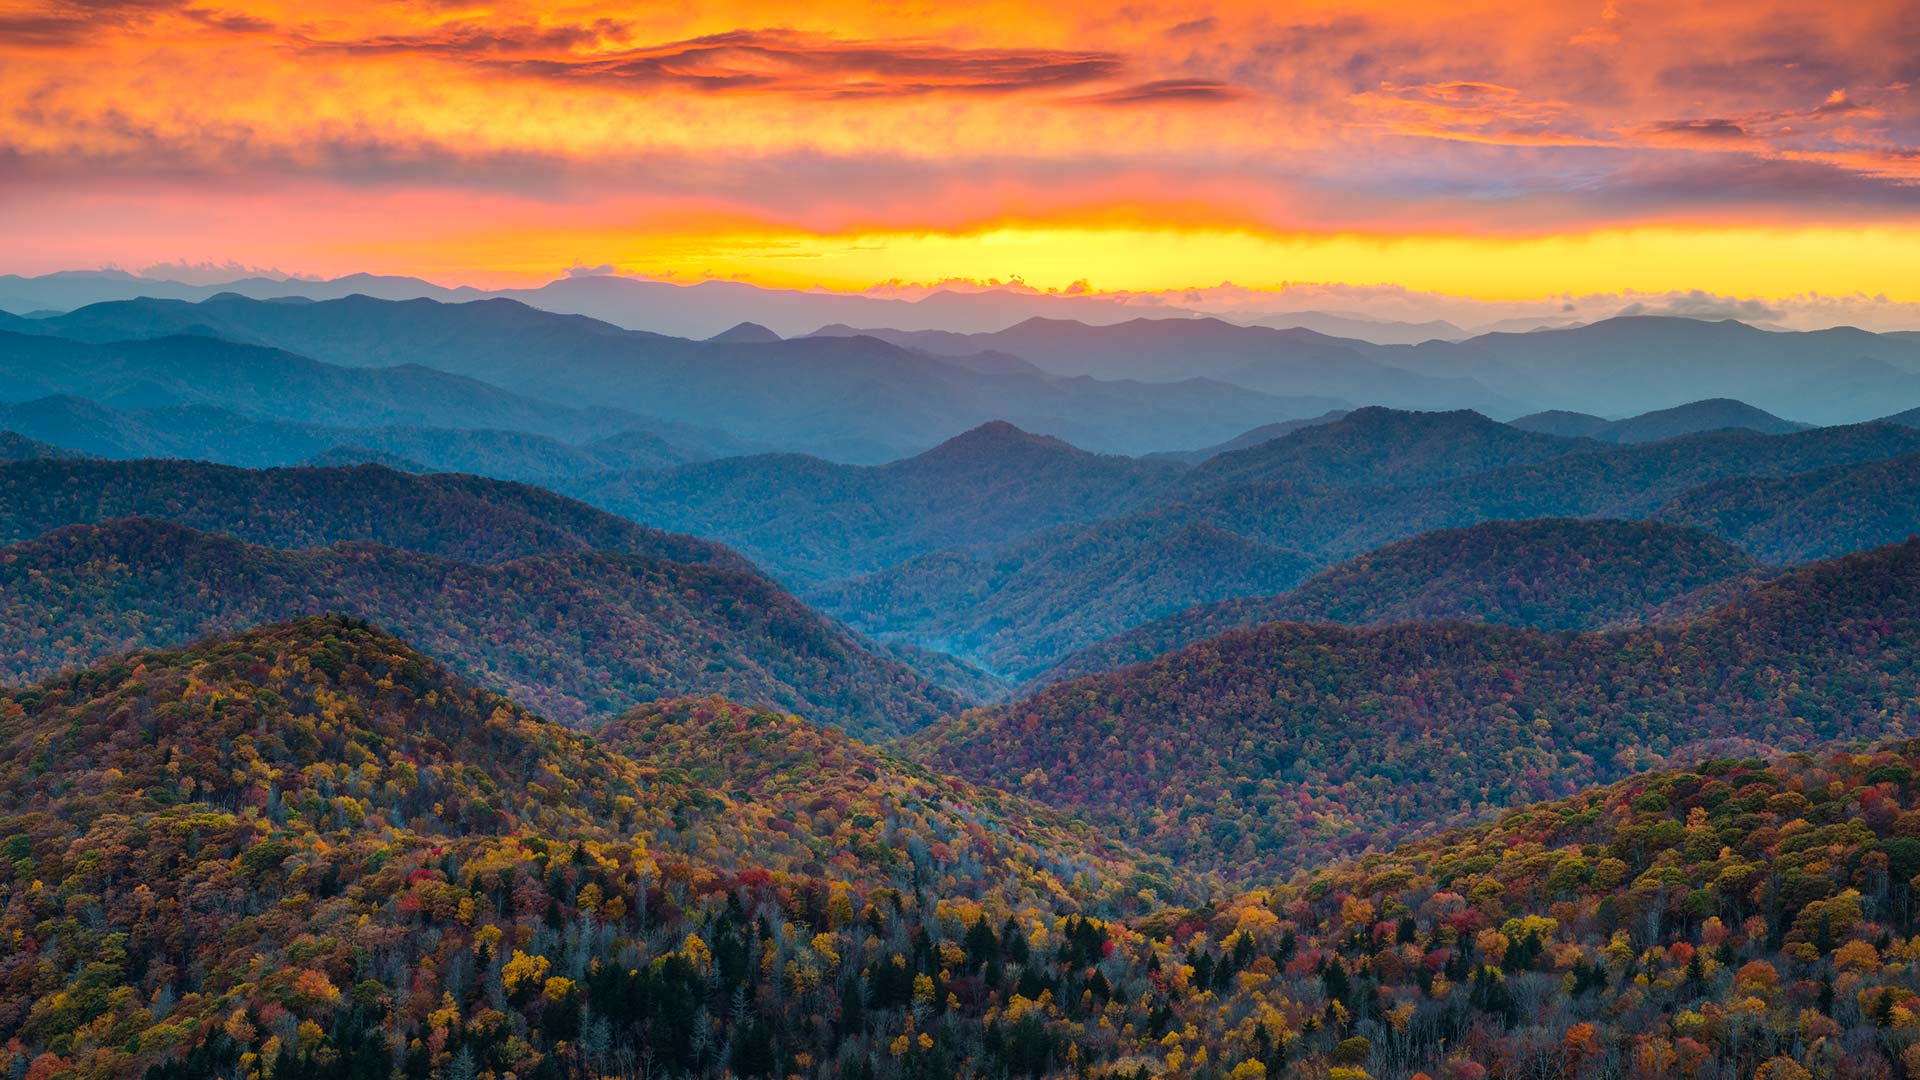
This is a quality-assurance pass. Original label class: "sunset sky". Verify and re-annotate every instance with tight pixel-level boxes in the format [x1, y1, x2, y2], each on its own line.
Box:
[3, 0, 1918, 308]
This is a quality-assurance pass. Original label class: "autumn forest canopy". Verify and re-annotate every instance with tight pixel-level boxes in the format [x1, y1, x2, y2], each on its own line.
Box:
[8, 1, 1920, 1078]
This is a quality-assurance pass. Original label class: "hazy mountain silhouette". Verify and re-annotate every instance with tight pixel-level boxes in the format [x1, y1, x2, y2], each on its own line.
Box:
[0, 328, 652, 441]
[1183, 406, 1591, 490]
[819, 316, 1515, 412]
[1144, 410, 1351, 462]
[0, 269, 1202, 337]
[1511, 398, 1809, 442]
[1393, 316, 1920, 423]
[1245, 310, 1469, 344]
[706, 320, 782, 343]
[15, 295, 1333, 459]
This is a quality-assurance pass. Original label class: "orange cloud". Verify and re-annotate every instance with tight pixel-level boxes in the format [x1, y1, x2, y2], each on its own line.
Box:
[0, 0, 1915, 297]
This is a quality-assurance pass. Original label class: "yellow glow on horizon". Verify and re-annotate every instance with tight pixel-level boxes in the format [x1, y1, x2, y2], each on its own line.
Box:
[371, 221, 1920, 302]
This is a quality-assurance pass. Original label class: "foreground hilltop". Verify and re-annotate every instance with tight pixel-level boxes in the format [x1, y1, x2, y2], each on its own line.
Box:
[1221, 741, 1920, 1080]
[8, 615, 1917, 1080]
[0, 618, 1169, 1080]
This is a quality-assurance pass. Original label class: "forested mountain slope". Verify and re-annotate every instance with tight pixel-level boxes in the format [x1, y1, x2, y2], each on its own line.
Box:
[0, 459, 736, 568]
[1656, 451, 1920, 563]
[1183, 407, 1591, 491]
[4, 614, 1919, 1078]
[911, 541, 1920, 879]
[0, 519, 960, 736]
[582, 422, 1187, 583]
[1148, 421, 1920, 566]
[1038, 519, 1765, 684]
[0, 618, 1179, 1080]
[813, 521, 1315, 681]
[0, 329, 644, 441]
[1215, 741, 1920, 1080]
[816, 422, 1920, 679]
[0, 430, 79, 461]
[0, 395, 715, 481]
[596, 697, 1154, 886]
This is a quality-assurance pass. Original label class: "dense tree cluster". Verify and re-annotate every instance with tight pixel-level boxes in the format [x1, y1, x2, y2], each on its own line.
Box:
[1253, 741, 1920, 1080]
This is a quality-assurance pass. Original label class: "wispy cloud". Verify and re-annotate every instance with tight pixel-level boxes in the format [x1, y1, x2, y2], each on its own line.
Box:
[299, 27, 1133, 99]
[1075, 78, 1243, 106]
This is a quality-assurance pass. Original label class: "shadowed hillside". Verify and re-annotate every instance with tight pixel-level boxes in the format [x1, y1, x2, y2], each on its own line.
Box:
[0, 518, 962, 736]
[1038, 518, 1765, 684]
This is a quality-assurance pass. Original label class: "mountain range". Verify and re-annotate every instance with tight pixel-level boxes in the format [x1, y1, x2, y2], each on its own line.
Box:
[0, 328, 653, 443]
[7, 270, 1920, 1080]
[6, 295, 1346, 460]
[1391, 316, 1920, 424]
[802, 410, 1920, 678]
[0, 268, 1209, 337]
[809, 317, 1518, 412]
[10, 290, 1920, 472]
[0, 616, 1176, 1078]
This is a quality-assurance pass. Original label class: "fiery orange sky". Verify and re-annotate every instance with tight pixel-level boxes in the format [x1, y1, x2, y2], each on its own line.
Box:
[2, 0, 1917, 300]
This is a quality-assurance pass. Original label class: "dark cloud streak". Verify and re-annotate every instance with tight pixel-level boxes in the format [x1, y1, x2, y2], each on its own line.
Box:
[0, 0, 185, 47]
[299, 26, 1135, 99]
[1076, 78, 1244, 105]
